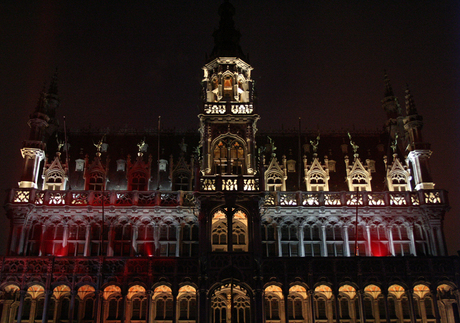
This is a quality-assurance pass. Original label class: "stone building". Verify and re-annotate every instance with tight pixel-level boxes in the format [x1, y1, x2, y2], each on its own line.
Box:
[2, 1, 459, 322]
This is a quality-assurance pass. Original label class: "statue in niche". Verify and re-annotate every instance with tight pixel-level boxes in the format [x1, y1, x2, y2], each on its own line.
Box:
[93, 134, 107, 153]
[391, 133, 398, 154]
[267, 136, 277, 157]
[179, 138, 188, 154]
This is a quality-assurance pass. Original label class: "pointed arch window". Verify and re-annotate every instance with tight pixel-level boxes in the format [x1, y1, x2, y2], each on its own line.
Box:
[129, 171, 148, 191]
[173, 171, 190, 191]
[153, 285, 174, 321]
[266, 172, 283, 191]
[280, 224, 299, 256]
[213, 139, 245, 175]
[44, 171, 65, 190]
[303, 224, 322, 256]
[87, 171, 105, 191]
[223, 75, 234, 100]
[211, 208, 249, 252]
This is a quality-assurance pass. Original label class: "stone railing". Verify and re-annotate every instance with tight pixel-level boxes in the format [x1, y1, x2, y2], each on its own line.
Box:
[7, 189, 196, 207]
[203, 103, 254, 115]
[7, 188, 447, 208]
[200, 175, 260, 192]
[262, 190, 448, 207]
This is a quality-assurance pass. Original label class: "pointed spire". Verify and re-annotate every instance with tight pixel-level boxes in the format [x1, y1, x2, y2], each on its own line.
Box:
[384, 70, 394, 97]
[405, 84, 417, 116]
[48, 68, 58, 96]
[210, 0, 246, 60]
[35, 84, 48, 114]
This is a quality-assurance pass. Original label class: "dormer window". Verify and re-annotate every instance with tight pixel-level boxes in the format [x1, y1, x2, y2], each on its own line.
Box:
[44, 172, 64, 191]
[88, 172, 105, 191]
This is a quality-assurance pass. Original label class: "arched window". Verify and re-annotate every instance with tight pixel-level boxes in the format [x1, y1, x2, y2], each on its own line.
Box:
[136, 224, 155, 257]
[288, 285, 307, 320]
[213, 138, 245, 175]
[392, 224, 411, 256]
[264, 285, 283, 322]
[315, 285, 333, 320]
[304, 224, 322, 256]
[212, 210, 228, 252]
[104, 285, 122, 320]
[44, 171, 65, 190]
[211, 208, 249, 252]
[181, 224, 199, 257]
[339, 285, 356, 320]
[153, 285, 173, 320]
[128, 285, 147, 321]
[223, 74, 234, 100]
[173, 171, 190, 191]
[26, 223, 42, 256]
[178, 285, 197, 321]
[280, 224, 299, 257]
[88, 171, 105, 191]
[261, 224, 276, 257]
[77, 285, 95, 320]
[212, 284, 250, 323]
[159, 224, 178, 257]
[326, 225, 344, 256]
[113, 225, 132, 256]
[130, 171, 148, 191]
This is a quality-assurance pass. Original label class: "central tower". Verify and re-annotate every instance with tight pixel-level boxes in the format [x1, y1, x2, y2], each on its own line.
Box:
[199, 0, 259, 180]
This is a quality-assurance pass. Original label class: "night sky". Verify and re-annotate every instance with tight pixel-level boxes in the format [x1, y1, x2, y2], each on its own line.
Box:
[1, 1, 459, 255]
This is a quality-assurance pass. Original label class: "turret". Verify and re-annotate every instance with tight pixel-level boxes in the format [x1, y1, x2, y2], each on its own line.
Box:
[403, 85, 434, 190]
[198, 0, 259, 180]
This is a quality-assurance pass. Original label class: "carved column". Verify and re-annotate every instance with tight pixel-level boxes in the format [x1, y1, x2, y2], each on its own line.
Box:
[41, 290, 52, 323]
[68, 290, 77, 323]
[365, 225, 372, 256]
[309, 290, 315, 323]
[406, 289, 417, 323]
[172, 286, 178, 323]
[283, 287, 290, 323]
[277, 226, 282, 257]
[84, 224, 91, 256]
[343, 225, 350, 257]
[408, 225, 416, 256]
[382, 289, 391, 323]
[387, 227, 395, 256]
[320, 225, 327, 257]
[298, 225, 305, 257]
[95, 289, 102, 323]
[62, 224, 69, 256]
[430, 288, 441, 323]
[16, 289, 26, 323]
[131, 226, 138, 256]
[145, 291, 151, 323]
[357, 289, 366, 323]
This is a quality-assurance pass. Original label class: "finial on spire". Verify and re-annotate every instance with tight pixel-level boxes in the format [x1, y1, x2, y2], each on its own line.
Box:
[35, 84, 48, 113]
[384, 70, 394, 97]
[405, 84, 417, 116]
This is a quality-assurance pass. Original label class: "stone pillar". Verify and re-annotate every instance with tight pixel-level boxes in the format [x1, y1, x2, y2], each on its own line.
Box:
[145, 291, 151, 323]
[365, 225, 372, 256]
[382, 289, 391, 323]
[131, 226, 138, 256]
[95, 290, 102, 323]
[343, 225, 350, 257]
[299, 225, 305, 257]
[431, 288, 441, 323]
[357, 290, 366, 323]
[62, 224, 69, 256]
[84, 225, 91, 256]
[408, 225, 416, 256]
[387, 227, 395, 256]
[277, 226, 282, 257]
[321, 225, 327, 257]
[283, 287, 290, 323]
[406, 289, 417, 323]
[333, 288, 340, 323]
[16, 289, 26, 323]
[175, 226, 180, 257]
[254, 286, 264, 323]
[68, 290, 77, 323]
[198, 287, 207, 323]
[41, 290, 52, 323]
[309, 290, 315, 323]
[172, 287, 178, 323]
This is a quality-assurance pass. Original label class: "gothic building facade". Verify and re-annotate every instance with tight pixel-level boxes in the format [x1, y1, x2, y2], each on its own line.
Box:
[2, 1, 459, 323]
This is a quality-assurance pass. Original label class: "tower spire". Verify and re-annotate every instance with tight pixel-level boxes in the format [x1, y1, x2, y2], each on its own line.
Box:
[405, 84, 417, 116]
[384, 70, 394, 97]
[210, 0, 245, 60]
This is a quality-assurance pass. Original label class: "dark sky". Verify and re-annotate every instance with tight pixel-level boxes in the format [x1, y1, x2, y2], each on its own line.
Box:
[1, 1, 459, 254]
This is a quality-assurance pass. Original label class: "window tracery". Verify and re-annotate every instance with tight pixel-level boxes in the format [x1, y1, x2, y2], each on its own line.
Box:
[42, 153, 68, 191]
[265, 156, 286, 191]
[385, 154, 412, 191]
[304, 156, 330, 191]
[211, 209, 248, 252]
[345, 156, 372, 191]
[213, 138, 245, 175]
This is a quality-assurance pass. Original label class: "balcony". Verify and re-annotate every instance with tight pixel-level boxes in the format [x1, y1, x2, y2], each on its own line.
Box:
[6, 188, 447, 209]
